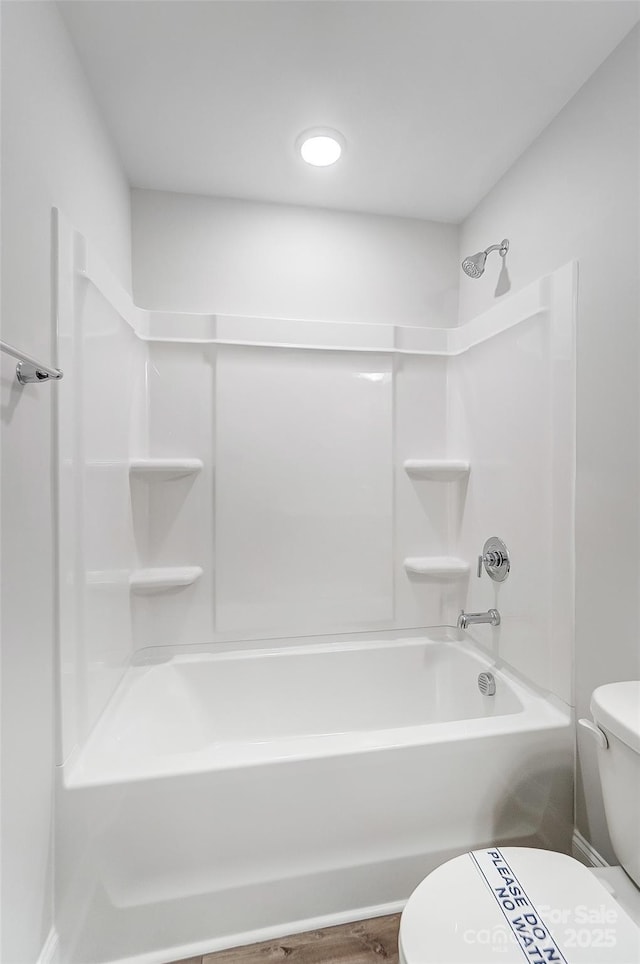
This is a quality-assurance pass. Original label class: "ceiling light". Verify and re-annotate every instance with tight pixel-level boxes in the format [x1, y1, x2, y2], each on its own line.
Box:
[297, 128, 345, 167]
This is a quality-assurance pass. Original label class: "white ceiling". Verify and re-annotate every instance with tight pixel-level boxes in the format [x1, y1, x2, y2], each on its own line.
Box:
[59, 1, 640, 223]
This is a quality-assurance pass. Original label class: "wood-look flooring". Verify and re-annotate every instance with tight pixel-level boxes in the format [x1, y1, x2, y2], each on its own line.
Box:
[169, 914, 401, 964]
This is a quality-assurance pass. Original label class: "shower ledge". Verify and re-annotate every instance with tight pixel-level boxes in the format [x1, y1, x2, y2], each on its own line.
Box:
[403, 459, 470, 480]
[129, 566, 203, 594]
[403, 557, 470, 578]
[129, 458, 203, 481]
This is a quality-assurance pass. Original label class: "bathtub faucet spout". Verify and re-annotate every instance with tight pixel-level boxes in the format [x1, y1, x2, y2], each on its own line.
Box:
[457, 608, 501, 629]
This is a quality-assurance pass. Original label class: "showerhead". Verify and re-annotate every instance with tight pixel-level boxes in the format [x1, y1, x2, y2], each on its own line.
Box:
[461, 251, 487, 278]
[461, 239, 509, 278]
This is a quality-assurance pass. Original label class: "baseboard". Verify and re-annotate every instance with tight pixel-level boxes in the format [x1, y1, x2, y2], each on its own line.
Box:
[37, 928, 60, 964]
[572, 829, 609, 868]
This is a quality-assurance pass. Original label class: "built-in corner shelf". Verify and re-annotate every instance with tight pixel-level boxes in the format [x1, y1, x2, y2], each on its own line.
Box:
[403, 459, 470, 481]
[403, 557, 470, 578]
[129, 566, 203, 595]
[129, 458, 203, 481]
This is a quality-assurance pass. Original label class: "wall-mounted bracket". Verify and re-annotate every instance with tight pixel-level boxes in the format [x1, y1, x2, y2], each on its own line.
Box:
[1, 340, 63, 384]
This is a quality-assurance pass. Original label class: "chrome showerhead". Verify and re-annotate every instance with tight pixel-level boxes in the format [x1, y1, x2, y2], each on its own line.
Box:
[461, 239, 509, 278]
[461, 251, 487, 278]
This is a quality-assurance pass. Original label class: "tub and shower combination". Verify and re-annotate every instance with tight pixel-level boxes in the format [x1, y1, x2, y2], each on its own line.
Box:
[55, 227, 575, 962]
[60, 630, 572, 963]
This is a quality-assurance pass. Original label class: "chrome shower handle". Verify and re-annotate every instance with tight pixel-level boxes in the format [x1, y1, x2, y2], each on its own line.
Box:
[477, 549, 507, 575]
[477, 537, 510, 582]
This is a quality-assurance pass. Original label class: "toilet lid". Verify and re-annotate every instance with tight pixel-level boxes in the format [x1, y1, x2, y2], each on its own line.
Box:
[400, 847, 640, 964]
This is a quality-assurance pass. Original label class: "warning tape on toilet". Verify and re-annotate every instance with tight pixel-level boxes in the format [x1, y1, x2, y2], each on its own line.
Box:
[469, 848, 568, 964]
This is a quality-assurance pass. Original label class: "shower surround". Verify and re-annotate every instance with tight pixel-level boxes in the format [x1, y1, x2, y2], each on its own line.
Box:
[54, 211, 576, 962]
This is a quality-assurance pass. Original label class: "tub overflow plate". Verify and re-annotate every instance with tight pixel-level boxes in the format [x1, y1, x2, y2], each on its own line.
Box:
[478, 671, 496, 696]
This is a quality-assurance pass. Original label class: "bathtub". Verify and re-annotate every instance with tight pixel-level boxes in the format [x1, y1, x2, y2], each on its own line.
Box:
[58, 631, 573, 964]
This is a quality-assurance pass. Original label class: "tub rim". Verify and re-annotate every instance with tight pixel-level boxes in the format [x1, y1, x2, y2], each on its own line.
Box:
[64, 631, 572, 789]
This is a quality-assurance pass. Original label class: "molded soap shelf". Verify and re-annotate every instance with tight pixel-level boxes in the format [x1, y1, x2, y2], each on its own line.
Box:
[403, 459, 470, 481]
[129, 566, 203, 594]
[403, 557, 470, 578]
[129, 458, 203, 481]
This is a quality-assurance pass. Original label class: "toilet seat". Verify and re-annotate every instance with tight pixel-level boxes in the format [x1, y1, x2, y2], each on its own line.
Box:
[399, 847, 640, 964]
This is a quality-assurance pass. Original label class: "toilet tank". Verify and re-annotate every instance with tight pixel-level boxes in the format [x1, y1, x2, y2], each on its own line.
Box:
[591, 681, 640, 887]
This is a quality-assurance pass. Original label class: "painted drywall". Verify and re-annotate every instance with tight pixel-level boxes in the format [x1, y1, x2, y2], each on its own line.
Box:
[132, 190, 459, 327]
[0, 3, 131, 959]
[458, 25, 640, 861]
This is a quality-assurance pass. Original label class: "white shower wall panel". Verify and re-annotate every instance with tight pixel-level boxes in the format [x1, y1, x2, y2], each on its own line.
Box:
[448, 268, 575, 704]
[132, 342, 215, 649]
[81, 290, 141, 736]
[215, 347, 394, 634]
[393, 353, 462, 628]
[57, 239, 147, 761]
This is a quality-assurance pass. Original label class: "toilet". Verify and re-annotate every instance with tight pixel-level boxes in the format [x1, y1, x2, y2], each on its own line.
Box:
[399, 681, 640, 963]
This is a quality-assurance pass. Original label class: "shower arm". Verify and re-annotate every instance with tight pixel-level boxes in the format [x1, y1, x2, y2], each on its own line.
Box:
[484, 238, 509, 258]
[484, 240, 509, 257]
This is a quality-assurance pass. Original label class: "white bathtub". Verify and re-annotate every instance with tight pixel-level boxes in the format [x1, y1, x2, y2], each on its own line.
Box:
[58, 632, 573, 964]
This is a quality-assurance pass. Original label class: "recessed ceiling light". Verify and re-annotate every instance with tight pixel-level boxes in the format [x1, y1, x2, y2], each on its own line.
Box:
[297, 128, 345, 167]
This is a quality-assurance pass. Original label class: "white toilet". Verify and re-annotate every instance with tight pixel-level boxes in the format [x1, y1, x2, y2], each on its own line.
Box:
[399, 681, 640, 963]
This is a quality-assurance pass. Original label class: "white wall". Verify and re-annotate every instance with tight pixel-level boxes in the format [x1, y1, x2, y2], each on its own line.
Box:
[0, 3, 131, 959]
[132, 190, 459, 327]
[458, 26, 640, 860]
